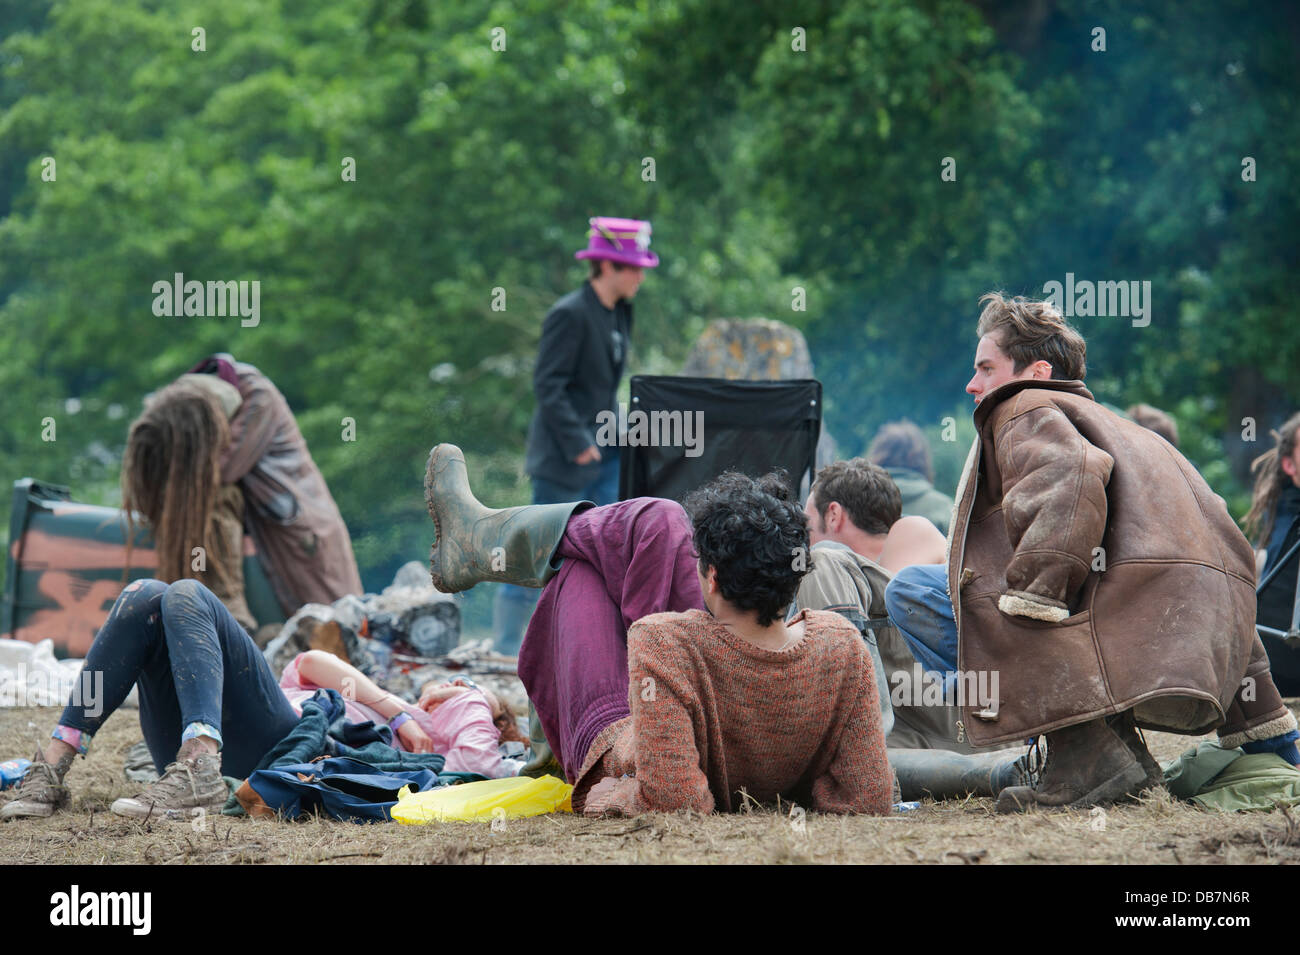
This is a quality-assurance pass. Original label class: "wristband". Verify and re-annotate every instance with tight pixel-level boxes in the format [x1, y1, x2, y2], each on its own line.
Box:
[388, 712, 412, 733]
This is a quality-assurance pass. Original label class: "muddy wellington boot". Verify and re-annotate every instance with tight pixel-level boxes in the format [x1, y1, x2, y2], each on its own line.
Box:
[994, 717, 1150, 813]
[890, 748, 1034, 801]
[424, 444, 590, 593]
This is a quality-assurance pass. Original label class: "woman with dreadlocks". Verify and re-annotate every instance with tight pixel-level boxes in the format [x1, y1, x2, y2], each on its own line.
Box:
[0, 367, 383, 820]
[121, 376, 257, 630]
[1244, 411, 1300, 695]
[123, 355, 363, 632]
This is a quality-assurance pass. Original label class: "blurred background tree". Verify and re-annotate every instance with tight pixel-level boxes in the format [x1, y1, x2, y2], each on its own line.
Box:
[1, 0, 1295, 625]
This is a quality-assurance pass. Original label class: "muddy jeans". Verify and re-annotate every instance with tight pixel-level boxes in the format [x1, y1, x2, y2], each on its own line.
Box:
[57, 578, 299, 778]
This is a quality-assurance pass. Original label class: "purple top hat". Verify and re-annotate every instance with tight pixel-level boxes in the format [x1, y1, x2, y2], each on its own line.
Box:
[574, 216, 660, 268]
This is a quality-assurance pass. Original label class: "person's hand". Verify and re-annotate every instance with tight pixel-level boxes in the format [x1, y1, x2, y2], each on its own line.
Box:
[396, 718, 436, 753]
[417, 683, 470, 713]
[574, 445, 602, 465]
[582, 777, 624, 817]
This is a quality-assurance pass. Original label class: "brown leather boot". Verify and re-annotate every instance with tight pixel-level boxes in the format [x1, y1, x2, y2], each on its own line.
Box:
[423, 444, 588, 593]
[994, 717, 1149, 813]
[1107, 710, 1165, 790]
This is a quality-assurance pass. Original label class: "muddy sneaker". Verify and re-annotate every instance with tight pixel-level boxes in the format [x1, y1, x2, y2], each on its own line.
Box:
[0, 749, 74, 820]
[110, 752, 227, 820]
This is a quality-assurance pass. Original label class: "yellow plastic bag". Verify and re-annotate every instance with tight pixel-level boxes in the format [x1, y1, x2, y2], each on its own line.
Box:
[392, 774, 573, 825]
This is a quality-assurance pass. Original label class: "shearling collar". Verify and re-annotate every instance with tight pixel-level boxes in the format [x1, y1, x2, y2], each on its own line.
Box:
[972, 378, 1094, 430]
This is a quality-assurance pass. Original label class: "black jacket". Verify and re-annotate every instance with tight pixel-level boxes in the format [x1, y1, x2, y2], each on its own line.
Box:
[525, 282, 632, 485]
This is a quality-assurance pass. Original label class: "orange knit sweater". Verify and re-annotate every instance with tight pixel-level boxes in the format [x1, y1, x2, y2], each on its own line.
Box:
[574, 608, 893, 816]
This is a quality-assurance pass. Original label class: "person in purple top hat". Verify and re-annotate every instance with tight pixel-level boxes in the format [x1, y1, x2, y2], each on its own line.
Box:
[492, 218, 660, 663]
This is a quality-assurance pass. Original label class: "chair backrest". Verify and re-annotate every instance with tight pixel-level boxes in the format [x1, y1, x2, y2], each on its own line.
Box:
[617, 375, 822, 502]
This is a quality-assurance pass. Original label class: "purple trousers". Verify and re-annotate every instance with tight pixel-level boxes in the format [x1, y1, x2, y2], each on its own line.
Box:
[517, 499, 704, 781]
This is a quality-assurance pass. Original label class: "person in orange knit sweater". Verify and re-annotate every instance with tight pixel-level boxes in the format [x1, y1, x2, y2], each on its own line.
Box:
[424, 444, 894, 817]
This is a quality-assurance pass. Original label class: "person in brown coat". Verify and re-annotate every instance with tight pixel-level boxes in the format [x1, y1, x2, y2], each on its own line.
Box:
[189, 354, 364, 617]
[886, 292, 1298, 813]
[123, 356, 363, 632]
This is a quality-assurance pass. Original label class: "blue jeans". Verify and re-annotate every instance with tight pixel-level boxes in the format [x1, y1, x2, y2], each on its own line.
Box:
[884, 564, 960, 681]
[57, 578, 300, 779]
[493, 452, 621, 655]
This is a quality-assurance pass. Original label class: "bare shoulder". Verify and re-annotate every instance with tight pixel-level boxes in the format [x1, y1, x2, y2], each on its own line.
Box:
[888, 515, 943, 544]
[880, 516, 946, 573]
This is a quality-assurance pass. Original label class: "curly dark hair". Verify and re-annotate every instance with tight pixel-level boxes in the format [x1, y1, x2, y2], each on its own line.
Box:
[682, 470, 811, 627]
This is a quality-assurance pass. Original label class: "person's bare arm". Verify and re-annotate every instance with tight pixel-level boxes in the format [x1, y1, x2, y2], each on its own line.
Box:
[296, 649, 402, 718]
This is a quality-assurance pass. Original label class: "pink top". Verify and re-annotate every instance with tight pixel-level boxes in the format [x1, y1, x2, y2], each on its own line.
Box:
[278, 654, 521, 778]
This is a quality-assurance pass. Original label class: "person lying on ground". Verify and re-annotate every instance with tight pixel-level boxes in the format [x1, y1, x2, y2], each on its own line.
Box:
[424, 444, 894, 818]
[282, 650, 524, 776]
[1, 579, 522, 822]
[885, 291, 1299, 815]
[793, 457, 1031, 799]
[123, 354, 363, 633]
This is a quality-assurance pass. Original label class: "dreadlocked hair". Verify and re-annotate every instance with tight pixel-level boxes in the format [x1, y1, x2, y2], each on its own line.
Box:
[121, 380, 230, 584]
[1244, 411, 1300, 546]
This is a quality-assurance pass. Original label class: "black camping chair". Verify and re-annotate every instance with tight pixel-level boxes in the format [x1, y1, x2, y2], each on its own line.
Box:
[1258, 535, 1300, 646]
[617, 375, 822, 502]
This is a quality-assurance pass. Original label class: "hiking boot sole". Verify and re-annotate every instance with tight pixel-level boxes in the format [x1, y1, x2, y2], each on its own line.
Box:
[424, 445, 454, 593]
[0, 798, 64, 821]
[110, 795, 224, 821]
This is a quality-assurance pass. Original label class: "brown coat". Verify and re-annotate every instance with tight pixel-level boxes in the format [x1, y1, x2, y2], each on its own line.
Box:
[950, 379, 1292, 747]
[221, 362, 363, 615]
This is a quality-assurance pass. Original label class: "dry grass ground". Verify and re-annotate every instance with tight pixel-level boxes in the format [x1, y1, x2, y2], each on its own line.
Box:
[2, 704, 1299, 865]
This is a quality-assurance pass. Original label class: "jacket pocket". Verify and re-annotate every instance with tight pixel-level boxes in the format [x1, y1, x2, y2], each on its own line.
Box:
[1001, 609, 1092, 629]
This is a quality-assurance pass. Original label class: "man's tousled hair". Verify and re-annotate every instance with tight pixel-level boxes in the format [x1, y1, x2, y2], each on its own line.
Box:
[977, 291, 1087, 381]
[811, 458, 901, 536]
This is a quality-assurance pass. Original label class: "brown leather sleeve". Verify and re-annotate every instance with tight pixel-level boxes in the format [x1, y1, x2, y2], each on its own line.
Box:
[995, 405, 1114, 609]
[219, 375, 279, 484]
[1218, 632, 1295, 745]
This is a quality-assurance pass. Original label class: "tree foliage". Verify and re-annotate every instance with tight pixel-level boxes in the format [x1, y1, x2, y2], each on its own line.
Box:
[0, 0, 1295, 595]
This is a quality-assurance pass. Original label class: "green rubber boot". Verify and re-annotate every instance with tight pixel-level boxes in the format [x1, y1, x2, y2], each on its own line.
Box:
[889, 747, 1032, 801]
[423, 444, 589, 593]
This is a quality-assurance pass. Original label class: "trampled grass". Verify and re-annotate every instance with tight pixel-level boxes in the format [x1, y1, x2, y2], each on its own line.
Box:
[2, 704, 1297, 865]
